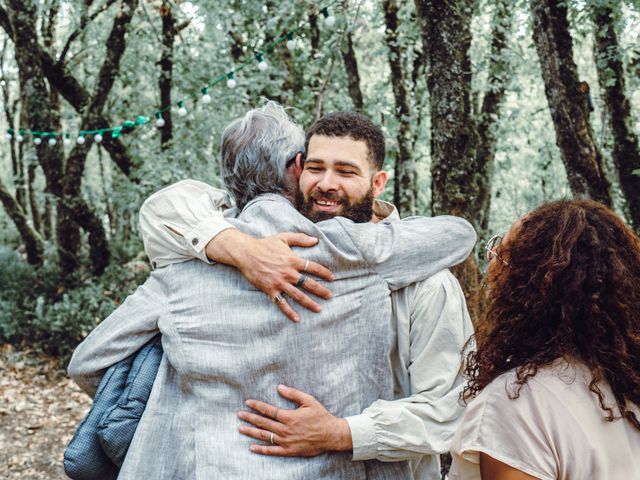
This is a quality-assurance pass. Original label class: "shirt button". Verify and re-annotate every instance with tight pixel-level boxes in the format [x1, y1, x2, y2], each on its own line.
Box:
[192, 238, 199, 246]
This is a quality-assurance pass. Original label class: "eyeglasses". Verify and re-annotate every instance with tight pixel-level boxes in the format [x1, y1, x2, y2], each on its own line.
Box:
[485, 233, 509, 266]
[285, 152, 305, 169]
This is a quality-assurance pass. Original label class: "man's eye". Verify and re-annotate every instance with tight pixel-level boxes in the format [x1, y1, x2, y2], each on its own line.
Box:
[339, 171, 356, 176]
[306, 167, 323, 172]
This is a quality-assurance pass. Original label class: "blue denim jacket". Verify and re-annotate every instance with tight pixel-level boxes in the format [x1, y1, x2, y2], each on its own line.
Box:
[64, 336, 162, 479]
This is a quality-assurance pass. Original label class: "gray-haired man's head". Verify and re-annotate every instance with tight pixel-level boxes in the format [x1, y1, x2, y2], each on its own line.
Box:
[220, 101, 304, 209]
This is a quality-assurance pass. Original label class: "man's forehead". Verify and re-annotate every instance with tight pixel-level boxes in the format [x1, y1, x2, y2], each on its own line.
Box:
[306, 134, 370, 167]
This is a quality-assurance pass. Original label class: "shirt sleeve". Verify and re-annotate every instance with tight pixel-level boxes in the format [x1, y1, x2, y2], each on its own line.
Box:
[346, 270, 474, 461]
[138, 179, 236, 268]
[334, 215, 477, 291]
[67, 269, 168, 397]
[449, 374, 558, 480]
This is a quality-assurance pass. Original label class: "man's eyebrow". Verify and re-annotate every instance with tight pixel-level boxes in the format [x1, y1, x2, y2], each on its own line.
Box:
[305, 158, 363, 171]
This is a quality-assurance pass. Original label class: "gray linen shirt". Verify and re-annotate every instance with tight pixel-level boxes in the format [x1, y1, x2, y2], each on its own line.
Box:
[70, 193, 476, 479]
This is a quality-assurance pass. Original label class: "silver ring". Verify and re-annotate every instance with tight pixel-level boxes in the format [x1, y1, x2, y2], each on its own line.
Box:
[272, 294, 283, 304]
[303, 259, 309, 272]
[273, 407, 280, 421]
[269, 432, 275, 444]
[295, 274, 306, 288]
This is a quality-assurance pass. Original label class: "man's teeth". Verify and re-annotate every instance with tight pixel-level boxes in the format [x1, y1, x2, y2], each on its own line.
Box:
[316, 200, 339, 206]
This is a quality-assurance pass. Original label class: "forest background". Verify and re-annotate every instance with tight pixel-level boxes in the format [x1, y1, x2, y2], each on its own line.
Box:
[0, 0, 639, 359]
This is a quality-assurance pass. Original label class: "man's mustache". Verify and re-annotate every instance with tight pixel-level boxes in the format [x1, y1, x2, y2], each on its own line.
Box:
[308, 190, 344, 203]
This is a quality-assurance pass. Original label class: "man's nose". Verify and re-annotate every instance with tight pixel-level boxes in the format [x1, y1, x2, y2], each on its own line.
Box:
[316, 171, 339, 192]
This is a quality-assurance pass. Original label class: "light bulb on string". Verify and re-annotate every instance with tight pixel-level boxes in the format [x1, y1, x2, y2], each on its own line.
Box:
[48, 137, 57, 146]
[77, 135, 86, 145]
[256, 53, 268, 71]
[94, 133, 103, 143]
[226, 72, 237, 89]
[321, 7, 336, 28]
[286, 33, 295, 50]
[63, 135, 71, 146]
[177, 101, 187, 117]
[34, 137, 42, 145]
[201, 88, 212, 104]
[155, 113, 166, 128]
[5, 132, 12, 140]
[17, 134, 24, 143]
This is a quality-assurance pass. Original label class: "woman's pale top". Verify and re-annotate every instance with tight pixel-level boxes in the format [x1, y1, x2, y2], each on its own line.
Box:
[450, 359, 640, 479]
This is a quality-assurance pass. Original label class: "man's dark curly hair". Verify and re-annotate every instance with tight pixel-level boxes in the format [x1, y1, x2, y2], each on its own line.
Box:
[305, 112, 385, 170]
[463, 199, 640, 431]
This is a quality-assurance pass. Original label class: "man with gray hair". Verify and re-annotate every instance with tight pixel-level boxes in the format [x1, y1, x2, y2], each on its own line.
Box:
[69, 102, 475, 478]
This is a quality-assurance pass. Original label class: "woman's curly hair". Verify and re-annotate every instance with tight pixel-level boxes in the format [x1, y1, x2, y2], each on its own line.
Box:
[462, 199, 640, 431]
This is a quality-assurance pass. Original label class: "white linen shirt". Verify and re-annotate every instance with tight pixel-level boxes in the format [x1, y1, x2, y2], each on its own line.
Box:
[138, 179, 475, 480]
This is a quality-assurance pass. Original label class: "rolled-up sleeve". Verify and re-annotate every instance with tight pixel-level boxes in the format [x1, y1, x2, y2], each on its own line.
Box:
[139, 179, 236, 268]
[346, 270, 474, 462]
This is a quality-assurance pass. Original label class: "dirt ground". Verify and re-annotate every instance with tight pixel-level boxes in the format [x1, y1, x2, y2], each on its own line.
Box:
[0, 344, 91, 479]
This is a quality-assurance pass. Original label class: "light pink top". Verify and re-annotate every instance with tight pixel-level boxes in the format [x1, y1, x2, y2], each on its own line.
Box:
[450, 359, 640, 479]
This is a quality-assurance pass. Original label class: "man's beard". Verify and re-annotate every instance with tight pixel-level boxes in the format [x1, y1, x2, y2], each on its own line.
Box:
[295, 187, 374, 223]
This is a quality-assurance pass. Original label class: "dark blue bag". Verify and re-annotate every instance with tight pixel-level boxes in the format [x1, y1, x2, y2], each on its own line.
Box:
[63, 357, 132, 480]
[97, 336, 163, 466]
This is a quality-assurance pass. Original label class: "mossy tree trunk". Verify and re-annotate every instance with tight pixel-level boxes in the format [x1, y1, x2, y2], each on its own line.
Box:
[592, 3, 640, 232]
[530, 0, 612, 206]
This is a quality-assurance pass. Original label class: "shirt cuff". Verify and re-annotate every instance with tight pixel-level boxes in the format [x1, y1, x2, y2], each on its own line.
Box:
[345, 414, 378, 461]
[184, 216, 236, 264]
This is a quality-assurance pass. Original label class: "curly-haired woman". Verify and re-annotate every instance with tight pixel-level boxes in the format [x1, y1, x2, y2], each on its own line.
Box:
[450, 199, 640, 479]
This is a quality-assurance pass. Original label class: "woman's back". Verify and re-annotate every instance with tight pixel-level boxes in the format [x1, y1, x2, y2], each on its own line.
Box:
[450, 359, 640, 479]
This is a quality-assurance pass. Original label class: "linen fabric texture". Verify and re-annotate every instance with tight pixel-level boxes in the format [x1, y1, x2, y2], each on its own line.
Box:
[449, 359, 640, 479]
[139, 180, 476, 480]
[69, 193, 476, 479]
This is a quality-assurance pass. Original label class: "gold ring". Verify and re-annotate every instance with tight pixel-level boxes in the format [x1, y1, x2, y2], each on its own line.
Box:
[303, 259, 309, 272]
[269, 432, 275, 444]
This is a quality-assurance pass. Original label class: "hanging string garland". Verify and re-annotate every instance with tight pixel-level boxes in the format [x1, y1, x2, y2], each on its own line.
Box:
[5, 1, 341, 146]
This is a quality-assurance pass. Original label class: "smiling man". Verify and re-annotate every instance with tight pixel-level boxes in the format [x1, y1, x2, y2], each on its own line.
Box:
[138, 110, 474, 480]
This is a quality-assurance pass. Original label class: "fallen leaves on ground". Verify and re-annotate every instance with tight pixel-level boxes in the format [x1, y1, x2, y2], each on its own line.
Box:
[0, 344, 91, 479]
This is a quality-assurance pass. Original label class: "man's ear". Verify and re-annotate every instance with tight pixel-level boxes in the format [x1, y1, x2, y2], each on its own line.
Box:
[294, 152, 304, 174]
[372, 170, 389, 198]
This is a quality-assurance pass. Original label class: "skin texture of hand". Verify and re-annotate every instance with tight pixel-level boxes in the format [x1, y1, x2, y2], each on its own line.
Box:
[479, 453, 540, 480]
[237, 384, 353, 457]
[205, 229, 334, 322]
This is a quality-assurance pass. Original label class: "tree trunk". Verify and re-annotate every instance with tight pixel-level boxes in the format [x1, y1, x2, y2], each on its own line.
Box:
[530, 0, 612, 205]
[0, 4, 139, 180]
[384, 0, 416, 216]
[341, 31, 364, 111]
[159, 0, 175, 150]
[592, 3, 640, 231]
[27, 161, 42, 234]
[414, 0, 483, 322]
[0, 179, 44, 265]
[476, 0, 513, 237]
[5, 0, 71, 270]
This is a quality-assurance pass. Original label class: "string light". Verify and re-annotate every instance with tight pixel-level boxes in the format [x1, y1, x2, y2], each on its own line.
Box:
[256, 53, 268, 71]
[177, 100, 188, 117]
[201, 87, 212, 104]
[321, 7, 336, 28]
[286, 32, 296, 50]
[226, 72, 237, 89]
[2, 1, 340, 142]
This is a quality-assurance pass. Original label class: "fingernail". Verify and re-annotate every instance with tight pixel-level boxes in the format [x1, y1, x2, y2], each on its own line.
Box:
[278, 384, 287, 392]
[293, 315, 300, 322]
